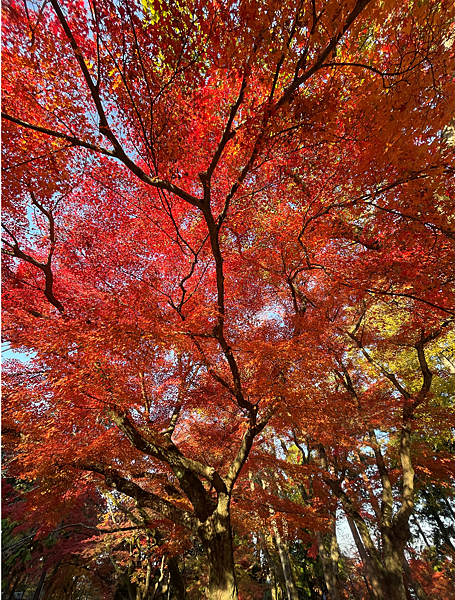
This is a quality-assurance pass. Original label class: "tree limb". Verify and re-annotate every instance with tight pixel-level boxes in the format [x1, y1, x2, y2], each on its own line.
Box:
[78, 462, 199, 530]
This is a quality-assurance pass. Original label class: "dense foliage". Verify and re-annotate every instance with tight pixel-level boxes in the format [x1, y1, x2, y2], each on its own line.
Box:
[2, 0, 455, 598]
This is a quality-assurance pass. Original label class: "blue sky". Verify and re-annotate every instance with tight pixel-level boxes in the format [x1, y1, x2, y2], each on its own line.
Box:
[1, 344, 33, 363]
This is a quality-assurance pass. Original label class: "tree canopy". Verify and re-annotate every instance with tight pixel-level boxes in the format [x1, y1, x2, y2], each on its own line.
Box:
[2, 0, 455, 599]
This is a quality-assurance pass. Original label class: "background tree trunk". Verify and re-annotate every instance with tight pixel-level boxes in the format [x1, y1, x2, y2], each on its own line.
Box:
[316, 530, 341, 600]
[346, 516, 384, 600]
[31, 566, 48, 600]
[272, 523, 299, 600]
[168, 556, 186, 600]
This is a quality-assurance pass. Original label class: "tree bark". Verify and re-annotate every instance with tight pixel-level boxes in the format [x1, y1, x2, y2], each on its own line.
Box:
[168, 556, 186, 600]
[272, 523, 299, 600]
[198, 496, 238, 600]
[260, 532, 286, 599]
[316, 530, 341, 600]
[32, 566, 48, 600]
[7, 574, 22, 600]
[269, 568, 280, 600]
[380, 529, 408, 600]
[346, 515, 384, 600]
[42, 561, 61, 600]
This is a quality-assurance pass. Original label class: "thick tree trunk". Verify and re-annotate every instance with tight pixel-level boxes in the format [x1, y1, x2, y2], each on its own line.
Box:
[199, 497, 238, 600]
[381, 530, 409, 600]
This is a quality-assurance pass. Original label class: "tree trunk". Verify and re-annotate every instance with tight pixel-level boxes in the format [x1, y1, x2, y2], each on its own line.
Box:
[346, 516, 384, 600]
[381, 530, 408, 600]
[168, 556, 186, 600]
[316, 531, 341, 600]
[42, 561, 61, 600]
[199, 497, 238, 600]
[32, 566, 48, 600]
[272, 522, 299, 600]
[268, 568, 281, 600]
[7, 574, 22, 600]
[261, 534, 286, 599]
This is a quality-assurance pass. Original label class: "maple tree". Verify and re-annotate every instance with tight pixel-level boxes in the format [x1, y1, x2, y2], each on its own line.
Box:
[2, 0, 455, 598]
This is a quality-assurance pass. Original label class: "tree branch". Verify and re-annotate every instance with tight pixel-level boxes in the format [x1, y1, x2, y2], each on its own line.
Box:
[108, 409, 227, 516]
[78, 462, 199, 530]
[1, 112, 114, 157]
[347, 331, 411, 400]
[202, 76, 248, 186]
[2, 222, 64, 313]
[225, 407, 274, 492]
[277, 0, 373, 108]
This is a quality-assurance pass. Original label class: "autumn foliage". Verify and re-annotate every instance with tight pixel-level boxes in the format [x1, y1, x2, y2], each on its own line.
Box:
[2, 0, 455, 598]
